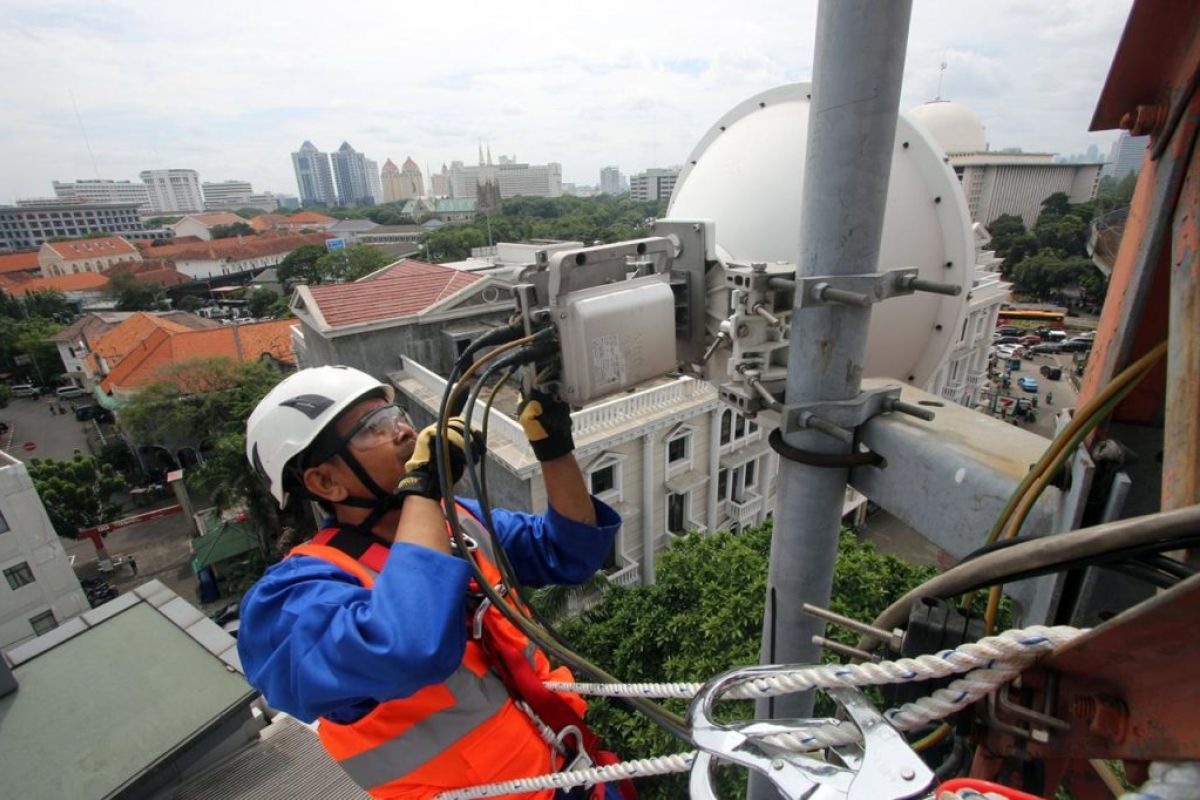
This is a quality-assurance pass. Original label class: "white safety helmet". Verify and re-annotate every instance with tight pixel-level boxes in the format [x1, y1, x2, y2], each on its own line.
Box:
[246, 366, 394, 507]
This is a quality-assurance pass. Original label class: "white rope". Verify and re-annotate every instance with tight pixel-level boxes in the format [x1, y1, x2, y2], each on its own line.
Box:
[1119, 761, 1200, 800]
[436, 626, 1083, 800]
[937, 792, 1007, 800]
[545, 625, 1084, 699]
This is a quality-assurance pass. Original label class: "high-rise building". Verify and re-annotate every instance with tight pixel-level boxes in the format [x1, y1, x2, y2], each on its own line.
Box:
[201, 180, 254, 210]
[629, 168, 680, 203]
[449, 148, 562, 199]
[399, 158, 424, 200]
[291, 141, 337, 207]
[909, 100, 1102, 227]
[600, 166, 625, 195]
[430, 164, 451, 198]
[364, 158, 384, 205]
[1104, 132, 1149, 181]
[52, 180, 150, 209]
[381, 159, 403, 203]
[139, 169, 204, 213]
[330, 141, 376, 206]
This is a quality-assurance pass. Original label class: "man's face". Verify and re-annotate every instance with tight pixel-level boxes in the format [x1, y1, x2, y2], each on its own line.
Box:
[322, 397, 417, 498]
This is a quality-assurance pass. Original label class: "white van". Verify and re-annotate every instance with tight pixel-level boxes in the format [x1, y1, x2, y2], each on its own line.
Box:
[55, 385, 88, 399]
[1045, 330, 1067, 342]
[10, 384, 35, 397]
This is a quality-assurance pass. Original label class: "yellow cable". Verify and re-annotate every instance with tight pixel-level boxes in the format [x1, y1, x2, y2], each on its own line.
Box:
[912, 722, 952, 752]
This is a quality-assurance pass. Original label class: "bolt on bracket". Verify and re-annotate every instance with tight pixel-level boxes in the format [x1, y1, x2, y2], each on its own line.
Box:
[781, 386, 937, 441]
[797, 267, 961, 309]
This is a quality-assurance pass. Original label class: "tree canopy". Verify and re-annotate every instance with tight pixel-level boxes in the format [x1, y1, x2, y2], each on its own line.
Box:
[210, 221, 256, 239]
[556, 524, 935, 799]
[276, 243, 327, 286]
[108, 270, 168, 311]
[119, 358, 286, 542]
[28, 455, 126, 537]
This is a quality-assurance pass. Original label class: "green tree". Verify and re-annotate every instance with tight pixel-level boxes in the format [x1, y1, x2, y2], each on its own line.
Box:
[209, 221, 256, 239]
[108, 271, 168, 311]
[145, 216, 182, 228]
[276, 243, 328, 286]
[0, 384, 10, 408]
[28, 455, 127, 537]
[177, 295, 206, 312]
[234, 207, 268, 219]
[558, 525, 935, 799]
[267, 295, 294, 318]
[17, 290, 74, 321]
[118, 358, 286, 548]
[312, 244, 392, 283]
[0, 315, 64, 385]
[246, 288, 280, 318]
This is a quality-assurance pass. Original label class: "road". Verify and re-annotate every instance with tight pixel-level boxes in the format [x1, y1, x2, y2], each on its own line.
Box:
[0, 394, 96, 462]
[982, 350, 1081, 440]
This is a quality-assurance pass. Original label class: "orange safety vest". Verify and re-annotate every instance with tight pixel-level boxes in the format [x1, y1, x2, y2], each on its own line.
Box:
[287, 504, 586, 800]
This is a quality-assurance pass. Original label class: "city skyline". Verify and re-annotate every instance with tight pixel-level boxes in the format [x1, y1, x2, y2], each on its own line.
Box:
[0, 1, 1133, 204]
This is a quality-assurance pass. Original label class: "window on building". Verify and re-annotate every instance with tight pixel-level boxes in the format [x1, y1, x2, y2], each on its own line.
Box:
[29, 610, 57, 636]
[720, 410, 732, 445]
[667, 432, 689, 467]
[735, 414, 746, 439]
[744, 459, 757, 490]
[667, 492, 688, 534]
[4, 561, 36, 590]
[0, 508, 9, 533]
[717, 468, 729, 501]
[590, 464, 616, 496]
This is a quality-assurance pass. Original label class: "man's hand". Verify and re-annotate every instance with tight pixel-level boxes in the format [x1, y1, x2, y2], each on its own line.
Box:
[396, 417, 483, 501]
[519, 388, 575, 463]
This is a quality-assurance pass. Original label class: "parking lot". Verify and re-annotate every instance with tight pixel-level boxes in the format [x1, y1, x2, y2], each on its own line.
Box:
[0, 394, 100, 462]
[983, 347, 1083, 439]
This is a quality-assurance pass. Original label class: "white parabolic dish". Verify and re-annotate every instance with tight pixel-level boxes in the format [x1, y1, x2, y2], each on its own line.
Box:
[667, 83, 975, 388]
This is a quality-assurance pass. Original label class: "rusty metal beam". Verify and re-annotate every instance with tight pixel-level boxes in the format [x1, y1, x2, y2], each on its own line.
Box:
[1164, 118, 1200, 509]
[1040, 573, 1200, 761]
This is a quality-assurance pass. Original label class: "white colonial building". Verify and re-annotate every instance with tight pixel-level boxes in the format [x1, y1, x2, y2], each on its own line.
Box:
[0, 452, 89, 650]
[139, 169, 204, 214]
[909, 100, 1102, 228]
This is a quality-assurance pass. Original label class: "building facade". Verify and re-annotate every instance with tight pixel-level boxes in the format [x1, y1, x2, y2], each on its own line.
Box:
[0, 451, 90, 650]
[139, 169, 204, 214]
[291, 141, 337, 207]
[430, 164, 451, 197]
[381, 159, 403, 203]
[0, 203, 145, 252]
[330, 142, 375, 206]
[1104, 132, 1149, 181]
[629, 168, 680, 203]
[364, 158, 384, 205]
[53, 179, 150, 209]
[600, 166, 625, 195]
[909, 100, 1102, 228]
[449, 152, 563, 199]
[37, 235, 141, 277]
[168, 213, 249, 241]
[201, 181, 254, 210]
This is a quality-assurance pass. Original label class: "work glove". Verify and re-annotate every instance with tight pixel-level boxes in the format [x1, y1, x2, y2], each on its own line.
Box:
[518, 388, 575, 462]
[395, 417, 483, 501]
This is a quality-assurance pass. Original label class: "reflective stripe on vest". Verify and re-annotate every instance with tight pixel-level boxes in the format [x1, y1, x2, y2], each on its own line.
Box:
[335, 665, 512, 789]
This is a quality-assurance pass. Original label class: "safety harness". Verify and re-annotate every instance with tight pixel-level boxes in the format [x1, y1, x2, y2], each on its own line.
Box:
[308, 510, 636, 800]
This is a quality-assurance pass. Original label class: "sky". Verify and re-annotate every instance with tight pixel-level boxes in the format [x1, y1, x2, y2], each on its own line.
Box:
[0, 0, 1134, 204]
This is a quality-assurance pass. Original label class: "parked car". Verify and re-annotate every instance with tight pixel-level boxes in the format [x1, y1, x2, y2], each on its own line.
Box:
[1019, 334, 1042, 346]
[1030, 342, 1063, 354]
[10, 383, 35, 397]
[994, 336, 1022, 345]
[1061, 338, 1092, 352]
[55, 385, 88, 399]
[997, 326, 1021, 337]
[1044, 330, 1067, 342]
[1039, 365, 1063, 380]
[74, 405, 114, 422]
[1018, 376, 1040, 393]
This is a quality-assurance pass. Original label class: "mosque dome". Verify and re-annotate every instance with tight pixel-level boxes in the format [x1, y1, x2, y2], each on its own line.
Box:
[909, 100, 986, 155]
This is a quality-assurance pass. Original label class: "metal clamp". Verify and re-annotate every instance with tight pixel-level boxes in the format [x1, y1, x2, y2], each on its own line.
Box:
[781, 386, 936, 442]
[795, 268, 961, 309]
[688, 666, 934, 800]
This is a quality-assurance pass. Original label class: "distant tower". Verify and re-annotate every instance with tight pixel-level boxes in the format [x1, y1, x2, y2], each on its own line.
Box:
[381, 158, 404, 203]
[400, 157, 425, 199]
[477, 142, 501, 214]
[431, 163, 451, 197]
[291, 141, 336, 207]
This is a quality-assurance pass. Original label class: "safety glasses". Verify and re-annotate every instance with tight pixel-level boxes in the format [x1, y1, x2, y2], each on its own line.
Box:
[341, 404, 413, 452]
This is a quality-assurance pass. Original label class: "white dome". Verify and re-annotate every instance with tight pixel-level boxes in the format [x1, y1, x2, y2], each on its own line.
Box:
[667, 83, 973, 389]
[908, 100, 986, 155]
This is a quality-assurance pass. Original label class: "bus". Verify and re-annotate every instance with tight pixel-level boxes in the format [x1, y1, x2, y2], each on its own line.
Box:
[997, 309, 1066, 331]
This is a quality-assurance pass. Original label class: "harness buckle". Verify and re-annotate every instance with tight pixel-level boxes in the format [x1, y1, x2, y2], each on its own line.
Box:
[471, 583, 507, 639]
[552, 724, 594, 775]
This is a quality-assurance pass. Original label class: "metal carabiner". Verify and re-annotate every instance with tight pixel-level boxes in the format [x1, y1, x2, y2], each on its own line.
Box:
[470, 583, 507, 640]
[551, 724, 594, 776]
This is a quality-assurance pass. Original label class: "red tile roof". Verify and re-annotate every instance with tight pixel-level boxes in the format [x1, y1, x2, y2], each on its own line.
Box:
[0, 251, 41, 275]
[183, 213, 247, 227]
[288, 211, 336, 224]
[100, 319, 296, 392]
[303, 259, 482, 329]
[87, 313, 197, 374]
[107, 259, 190, 287]
[146, 233, 330, 262]
[249, 214, 290, 232]
[43, 236, 138, 260]
[8, 272, 110, 295]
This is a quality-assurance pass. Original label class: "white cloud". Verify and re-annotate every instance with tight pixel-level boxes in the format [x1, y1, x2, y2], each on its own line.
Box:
[0, 0, 1132, 202]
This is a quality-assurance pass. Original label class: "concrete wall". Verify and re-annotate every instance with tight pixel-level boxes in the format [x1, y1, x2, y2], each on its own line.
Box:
[0, 453, 89, 650]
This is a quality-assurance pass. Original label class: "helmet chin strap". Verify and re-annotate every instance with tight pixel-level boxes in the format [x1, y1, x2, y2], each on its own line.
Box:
[331, 446, 404, 533]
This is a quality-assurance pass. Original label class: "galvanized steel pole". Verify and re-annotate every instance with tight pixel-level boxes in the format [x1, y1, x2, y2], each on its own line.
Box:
[754, 0, 912, 736]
